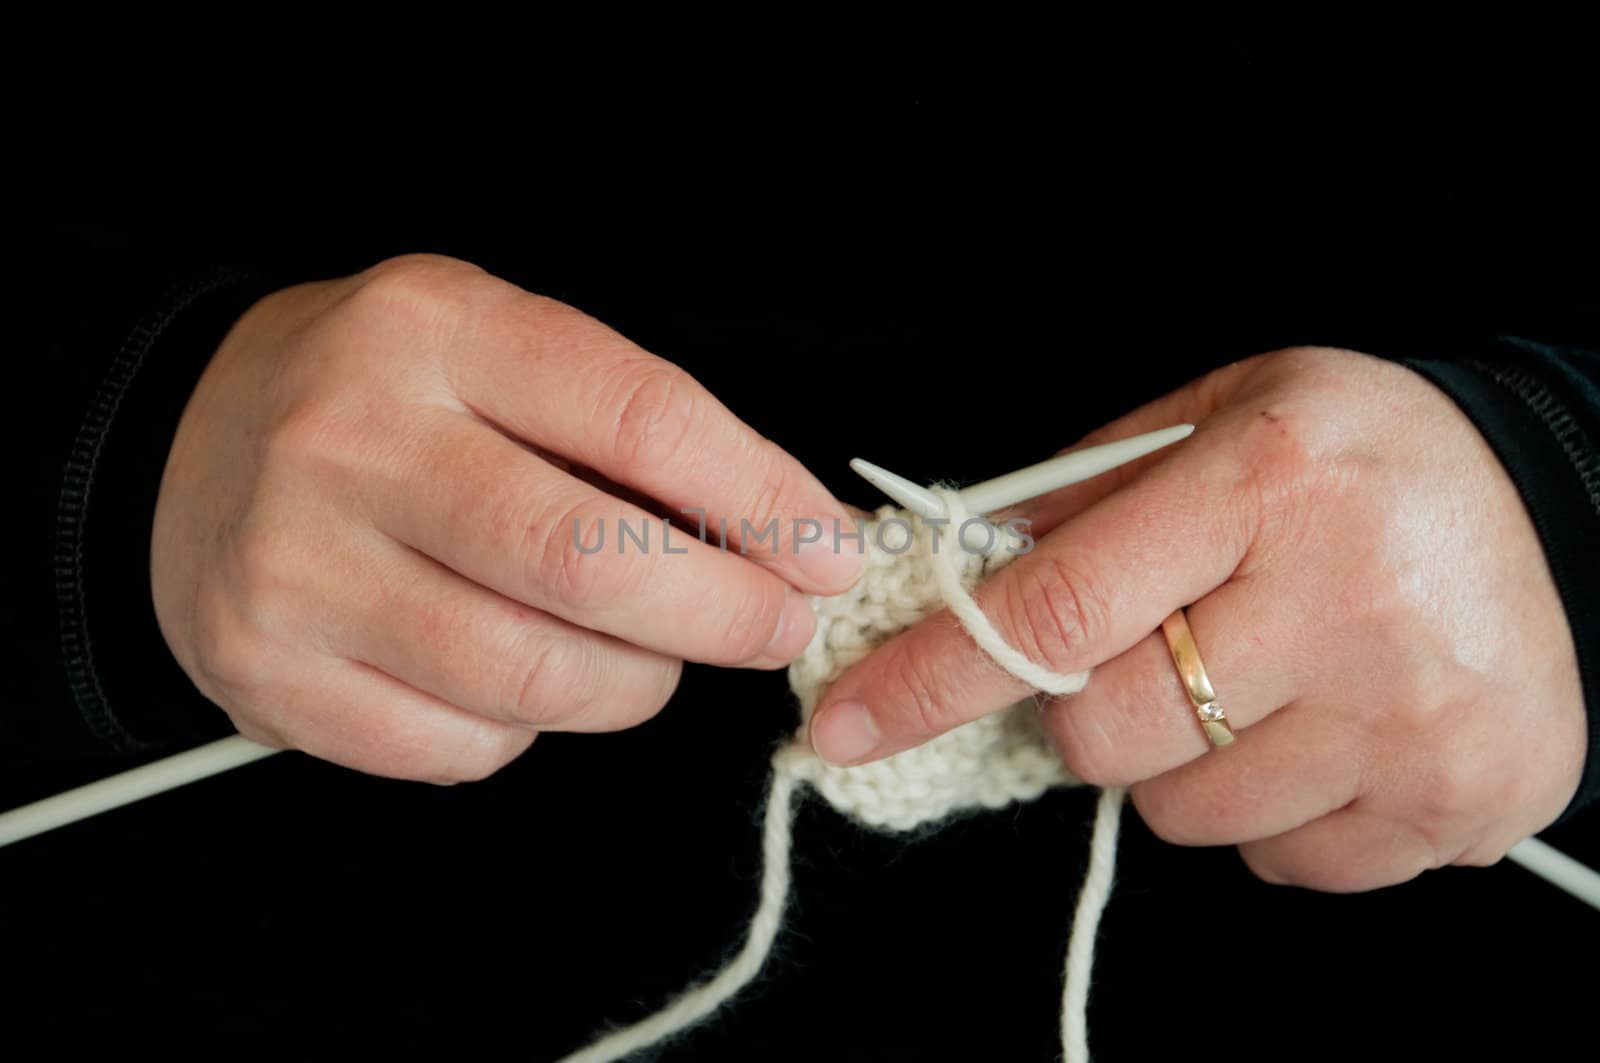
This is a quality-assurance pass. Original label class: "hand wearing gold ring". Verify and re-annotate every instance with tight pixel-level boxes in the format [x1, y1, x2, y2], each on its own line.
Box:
[806, 347, 1586, 892]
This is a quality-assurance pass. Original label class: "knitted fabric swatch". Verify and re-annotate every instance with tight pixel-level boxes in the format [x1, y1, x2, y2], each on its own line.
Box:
[562, 493, 1125, 1063]
[778, 500, 1086, 829]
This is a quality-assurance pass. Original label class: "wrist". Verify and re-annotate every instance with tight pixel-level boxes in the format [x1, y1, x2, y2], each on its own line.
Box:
[59, 267, 291, 753]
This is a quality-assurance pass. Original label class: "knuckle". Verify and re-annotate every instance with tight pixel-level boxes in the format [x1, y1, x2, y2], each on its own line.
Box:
[1242, 836, 1430, 894]
[1043, 702, 1122, 787]
[882, 641, 965, 740]
[367, 251, 473, 278]
[1238, 844, 1297, 887]
[528, 496, 628, 612]
[1415, 754, 1482, 826]
[1351, 653, 1458, 747]
[1232, 402, 1328, 521]
[338, 254, 492, 346]
[599, 656, 683, 731]
[388, 718, 531, 785]
[505, 635, 602, 725]
[1237, 838, 1358, 893]
[1001, 556, 1110, 673]
[184, 596, 232, 680]
[438, 724, 533, 784]
[229, 522, 300, 605]
[229, 717, 289, 749]
[345, 735, 436, 783]
[270, 680, 540, 785]
[1453, 840, 1509, 869]
[1128, 783, 1205, 846]
[1254, 346, 1352, 393]
[189, 599, 275, 699]
[713, 578, 789, 664]
[601, 361, 698, 474]
[357, 253, 480, 308]
[266, 399, 369, 476]
[644, 657, 684, 718]
[737, 454, 793, 544]
[1363, 688, 1440, 746]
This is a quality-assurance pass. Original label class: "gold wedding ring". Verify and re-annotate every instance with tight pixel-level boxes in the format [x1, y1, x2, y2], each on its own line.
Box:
[1161, 608, 1235, 748]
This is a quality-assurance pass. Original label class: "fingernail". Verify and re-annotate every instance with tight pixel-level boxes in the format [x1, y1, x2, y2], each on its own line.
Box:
[794, 513, 864, 591]
[810, 699, 880, 765]
[764, 591, 818, 661]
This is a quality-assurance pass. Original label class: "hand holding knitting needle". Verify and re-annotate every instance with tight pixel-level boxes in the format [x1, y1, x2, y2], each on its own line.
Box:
[150, 255, 861, 783]
[817, 347, 1587, 891]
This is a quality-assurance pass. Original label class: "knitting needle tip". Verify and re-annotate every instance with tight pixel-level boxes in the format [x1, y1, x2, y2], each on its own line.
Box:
[958, 423, 1195, 516]
[851, 423, 1195, 519]
[847, 458, 947, 519]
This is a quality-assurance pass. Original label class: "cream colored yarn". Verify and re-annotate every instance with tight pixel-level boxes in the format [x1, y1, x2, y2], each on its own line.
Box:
[562, 495, 1124, 1063]
[777, 500, 1087, 830]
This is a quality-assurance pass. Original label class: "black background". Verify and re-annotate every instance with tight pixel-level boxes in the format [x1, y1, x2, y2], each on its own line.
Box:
[4, 39, 1598, 1062]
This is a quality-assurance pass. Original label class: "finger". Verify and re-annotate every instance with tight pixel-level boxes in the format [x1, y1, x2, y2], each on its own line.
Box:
[1002, 355, 1271, 536]
[328, 538, 681, 732]
[1238, 803, 1438, 893]
[1127, 700, 1365, 847]
[359, 408, 819, 668]
[1038, 574, 1302, 786]
[447, 286, 861, 593]
[249, 657, 538, 784]
[808, 421, 1260, 765]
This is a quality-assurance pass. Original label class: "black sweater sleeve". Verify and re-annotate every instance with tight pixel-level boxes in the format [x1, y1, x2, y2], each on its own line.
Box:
[3, 229, 290, 803]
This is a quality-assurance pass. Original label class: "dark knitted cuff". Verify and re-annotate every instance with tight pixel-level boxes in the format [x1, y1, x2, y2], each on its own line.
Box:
[57, 266, 288, 754]
[1389, 340, 1600, 826]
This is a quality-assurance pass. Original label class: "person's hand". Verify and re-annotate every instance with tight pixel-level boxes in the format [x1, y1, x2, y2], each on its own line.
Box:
[152, 254, 860, 782]
[807, 347, 1586, 890]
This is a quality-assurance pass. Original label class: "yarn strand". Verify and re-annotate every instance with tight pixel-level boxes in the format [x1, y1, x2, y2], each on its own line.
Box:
[562, 500, 1116, 1061]
[557, 767, 800, 1063]
[928, 490, 1089, 697]
[1061, 785, 1126, 1063]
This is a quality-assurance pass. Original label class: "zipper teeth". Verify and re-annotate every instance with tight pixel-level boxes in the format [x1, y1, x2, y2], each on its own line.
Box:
[1470, 357, 1600, 521]
[54, 269, 240, 752]
[1468, 344, 1600, 823]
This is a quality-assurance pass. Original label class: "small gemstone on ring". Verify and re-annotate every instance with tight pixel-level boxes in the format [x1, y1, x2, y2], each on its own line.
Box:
[1197, 701, 1225, 722]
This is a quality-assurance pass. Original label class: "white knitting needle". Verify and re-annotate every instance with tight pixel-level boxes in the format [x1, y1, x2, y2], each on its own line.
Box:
[4, 414, 1600, 912]
[0, 734, 279, 848]
[850, 423, 1195, 519]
